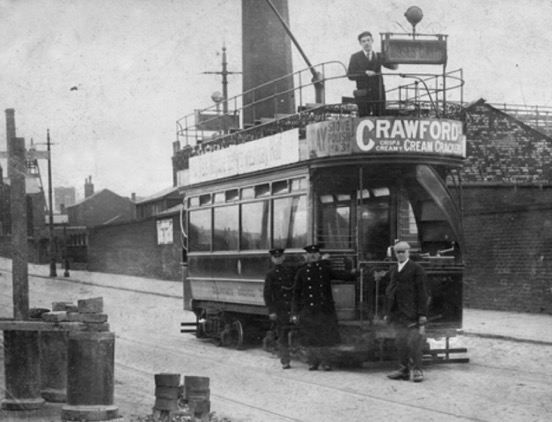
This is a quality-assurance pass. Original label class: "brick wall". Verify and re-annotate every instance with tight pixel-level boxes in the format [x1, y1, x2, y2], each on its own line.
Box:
[87, 216, 182, 281]
[463, 190, 552, 313]
[461, 102, 552, 314]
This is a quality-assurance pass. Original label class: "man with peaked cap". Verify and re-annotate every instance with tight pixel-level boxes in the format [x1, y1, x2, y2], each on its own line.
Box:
[291, 244, 356, 371]
[384, 241, 429, 383]
[263, 248, 297, 369]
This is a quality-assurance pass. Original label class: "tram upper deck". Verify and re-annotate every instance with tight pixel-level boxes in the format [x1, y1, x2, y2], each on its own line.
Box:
[174, 61, 465, 157]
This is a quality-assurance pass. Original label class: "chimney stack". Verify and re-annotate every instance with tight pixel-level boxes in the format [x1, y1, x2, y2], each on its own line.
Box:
[84, 176, 94, 198]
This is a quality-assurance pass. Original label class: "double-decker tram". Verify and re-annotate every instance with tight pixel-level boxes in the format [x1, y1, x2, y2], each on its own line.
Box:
[176, 15, 469, 364]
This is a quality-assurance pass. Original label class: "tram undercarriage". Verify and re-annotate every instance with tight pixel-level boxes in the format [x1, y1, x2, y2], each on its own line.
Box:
[181, 303, 469, 366]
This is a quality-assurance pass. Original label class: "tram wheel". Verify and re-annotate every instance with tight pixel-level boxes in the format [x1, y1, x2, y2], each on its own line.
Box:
[221, 320, 244, 350]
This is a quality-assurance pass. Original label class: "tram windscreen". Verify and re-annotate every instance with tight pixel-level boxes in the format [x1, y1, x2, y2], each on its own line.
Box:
[314, 165, 462, 259]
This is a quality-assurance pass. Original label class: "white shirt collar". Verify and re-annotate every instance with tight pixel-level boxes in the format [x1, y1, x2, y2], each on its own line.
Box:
[398, 258, 409, 272]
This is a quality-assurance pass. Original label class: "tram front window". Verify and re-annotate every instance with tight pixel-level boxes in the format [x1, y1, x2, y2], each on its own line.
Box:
[360, 190, 391, 260]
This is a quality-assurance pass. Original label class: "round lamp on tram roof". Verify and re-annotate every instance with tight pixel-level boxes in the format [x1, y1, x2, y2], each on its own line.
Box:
[211, 91, 223, 103]
[405, 6, 424, 28]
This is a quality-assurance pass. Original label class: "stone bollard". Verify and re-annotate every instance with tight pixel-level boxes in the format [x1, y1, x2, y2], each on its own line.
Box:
[61, 297, 119, 422]
[153, 373, 182, 418]
[1, 330, 45, 410]
[184, 376, 210, 422]
[39, 331, 69, 402]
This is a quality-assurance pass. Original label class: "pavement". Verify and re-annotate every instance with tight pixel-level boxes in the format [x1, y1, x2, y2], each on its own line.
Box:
[1, 257, 552, 421]
[2, 257, 550, 345]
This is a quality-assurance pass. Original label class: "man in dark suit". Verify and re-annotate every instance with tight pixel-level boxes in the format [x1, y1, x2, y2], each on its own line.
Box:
[347, 31, 398, 117]
[291, 244, 356, 371]
[384, 241, 429, 382]
[263, 248, 296, 369]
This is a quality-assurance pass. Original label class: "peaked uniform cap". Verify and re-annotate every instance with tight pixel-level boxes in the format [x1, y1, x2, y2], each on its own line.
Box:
[269, 248, 285, 256]
[303, 244, 321, 253]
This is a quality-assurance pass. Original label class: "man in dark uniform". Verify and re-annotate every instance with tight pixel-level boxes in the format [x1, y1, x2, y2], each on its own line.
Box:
[291, 244, 356, 371]
[384, 241, 429, 382]
[263, 248, 296, 369]
[347, 31, 398, 117]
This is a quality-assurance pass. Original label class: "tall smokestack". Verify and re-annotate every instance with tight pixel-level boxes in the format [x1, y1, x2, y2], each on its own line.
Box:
[242, 0, 295, 125]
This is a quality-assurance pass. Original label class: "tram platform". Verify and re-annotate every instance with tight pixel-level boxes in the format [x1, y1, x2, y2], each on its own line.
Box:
[0, 257, 551, 346]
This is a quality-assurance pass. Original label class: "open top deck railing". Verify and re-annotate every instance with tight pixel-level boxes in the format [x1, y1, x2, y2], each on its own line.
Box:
[175, 62, 466, 148]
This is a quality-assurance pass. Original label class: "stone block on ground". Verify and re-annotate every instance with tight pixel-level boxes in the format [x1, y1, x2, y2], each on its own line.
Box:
[78, 297, 104, 314]
[81, 313, 108, 323]
[42, 311, 68, 322]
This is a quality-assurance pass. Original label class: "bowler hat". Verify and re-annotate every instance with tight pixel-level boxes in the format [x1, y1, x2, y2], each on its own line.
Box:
[393, 241, 411, 252]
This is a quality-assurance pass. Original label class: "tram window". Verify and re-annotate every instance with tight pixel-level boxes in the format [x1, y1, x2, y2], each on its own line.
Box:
[359, 189, 370, 199]
[273, 196, 307, 249]
[213, 205, 239, 251]
[320, 194, 334, 204]
[255, 184, 270, 198]
[189, 197, 199, 208]
[320, 205, 352, 249]
[199, 194, 212, 206]
[272, 180, 288, 195]
[241, 201, 270, 250]
[421, 201, 446, 220]
[290, 178, 306, 192]
[337, 194, 351, 202]
[189, 209, 211, 252]
[213, 192, 225, 204]
[226, 189, 239, 202]
[360, 199, 390, 260]
[241, 187, 254, 200]
[372, 187, 390, 197]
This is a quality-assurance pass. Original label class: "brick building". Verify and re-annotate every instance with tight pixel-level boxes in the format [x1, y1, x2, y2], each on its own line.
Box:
[66, 188, 135, 227]
[461, 100, 552, 314]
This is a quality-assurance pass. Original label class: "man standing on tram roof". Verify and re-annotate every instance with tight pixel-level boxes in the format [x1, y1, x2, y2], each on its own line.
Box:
[291, 244, 356, 371]
[347, 30, 398, 117]
[384, 241, 429, 383]
[263, 248, 296, 369]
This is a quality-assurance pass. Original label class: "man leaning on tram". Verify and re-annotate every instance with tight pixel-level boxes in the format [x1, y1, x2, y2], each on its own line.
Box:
[347, 30, 398, 117]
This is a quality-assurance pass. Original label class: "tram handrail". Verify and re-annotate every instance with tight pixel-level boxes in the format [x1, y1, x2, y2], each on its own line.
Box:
[175, 62, 466, 147]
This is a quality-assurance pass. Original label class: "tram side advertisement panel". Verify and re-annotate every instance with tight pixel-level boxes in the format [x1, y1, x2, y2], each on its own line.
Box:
[306, 116, 466, 159]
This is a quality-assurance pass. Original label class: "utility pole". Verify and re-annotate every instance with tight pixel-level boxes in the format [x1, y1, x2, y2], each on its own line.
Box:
[203, 44, 241, 115]
[6, 108, 29, 320]
[47, 129, 57, 277]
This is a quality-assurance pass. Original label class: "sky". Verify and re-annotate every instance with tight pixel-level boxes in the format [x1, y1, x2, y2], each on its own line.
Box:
[1, 0, 552, 201]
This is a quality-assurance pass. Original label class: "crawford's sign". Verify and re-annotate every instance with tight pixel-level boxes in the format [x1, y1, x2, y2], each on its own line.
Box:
[306, 117, 465, 159]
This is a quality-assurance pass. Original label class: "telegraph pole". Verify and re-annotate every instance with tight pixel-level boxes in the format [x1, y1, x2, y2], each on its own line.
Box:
[47, 129, 57, 277]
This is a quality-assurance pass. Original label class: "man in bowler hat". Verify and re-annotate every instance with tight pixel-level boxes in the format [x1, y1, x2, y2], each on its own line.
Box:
[263, 248, 296, 369]
[291, 244, 356, 371]
[384, 241, 429, 382]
